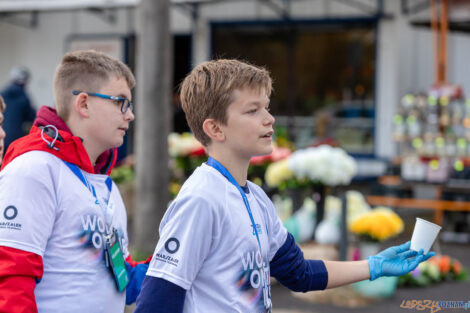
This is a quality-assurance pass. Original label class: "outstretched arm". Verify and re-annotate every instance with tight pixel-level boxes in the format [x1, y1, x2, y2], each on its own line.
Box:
[270, 233, 328, 292]
[271, 234, 434, 292]
[324, 260, 370, 289]
[325, 241, 434, 289]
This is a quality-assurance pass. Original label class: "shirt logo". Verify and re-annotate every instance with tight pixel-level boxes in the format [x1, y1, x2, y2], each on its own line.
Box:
[155, 238, 180, 267]
[251, 224, 262, 236]
[3, 205, 18, 220]
[0, 205, 22, 231]
[165, 237, 180, 254]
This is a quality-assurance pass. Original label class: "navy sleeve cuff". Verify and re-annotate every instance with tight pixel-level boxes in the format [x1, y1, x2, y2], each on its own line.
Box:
[134, 276, 186, 313]
[270, 232, 328, 292]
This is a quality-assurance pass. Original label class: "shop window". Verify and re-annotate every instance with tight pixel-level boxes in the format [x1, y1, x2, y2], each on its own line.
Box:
[212, 21, 376, 154]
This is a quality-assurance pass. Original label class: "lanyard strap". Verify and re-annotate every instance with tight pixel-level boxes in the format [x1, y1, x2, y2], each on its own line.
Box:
[207, 157, 272, 312]
[63, 161, 114, 228]
[206, 157, 263, 256]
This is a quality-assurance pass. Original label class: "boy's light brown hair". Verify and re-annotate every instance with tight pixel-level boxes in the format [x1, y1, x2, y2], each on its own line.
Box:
[0, 96, 5, 112]
[53, 49, 135, 121]
[180, 59, 272, 146]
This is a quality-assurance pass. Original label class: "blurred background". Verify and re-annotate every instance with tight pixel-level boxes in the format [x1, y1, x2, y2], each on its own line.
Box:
[0, 0, 469, 312]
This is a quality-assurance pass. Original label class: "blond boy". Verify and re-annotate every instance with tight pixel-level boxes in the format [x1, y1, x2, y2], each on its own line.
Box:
[0, 50, 148, 313]
[136, 60, 433, 313]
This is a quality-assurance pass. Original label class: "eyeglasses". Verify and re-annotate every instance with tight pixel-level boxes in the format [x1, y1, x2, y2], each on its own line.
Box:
[72, 90, 133, 114]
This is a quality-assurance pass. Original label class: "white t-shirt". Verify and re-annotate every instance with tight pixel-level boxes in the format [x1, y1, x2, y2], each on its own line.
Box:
[147, 163, 287, 313]
[0, 151, 129, 313]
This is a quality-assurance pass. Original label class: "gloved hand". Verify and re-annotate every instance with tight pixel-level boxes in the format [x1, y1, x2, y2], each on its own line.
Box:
[367, 241, 435, 281]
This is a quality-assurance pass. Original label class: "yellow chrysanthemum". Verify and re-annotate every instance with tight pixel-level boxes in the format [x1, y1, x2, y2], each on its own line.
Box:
[349, 207, 404, 241]
[265, 159, 294, 188]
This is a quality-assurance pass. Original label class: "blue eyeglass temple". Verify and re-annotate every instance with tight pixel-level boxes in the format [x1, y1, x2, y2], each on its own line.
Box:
[72, 90, 133, 113]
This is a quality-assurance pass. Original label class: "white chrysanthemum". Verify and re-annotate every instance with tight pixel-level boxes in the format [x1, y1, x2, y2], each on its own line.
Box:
[287, 145, 357, 186]
[168, 132, 203, 157]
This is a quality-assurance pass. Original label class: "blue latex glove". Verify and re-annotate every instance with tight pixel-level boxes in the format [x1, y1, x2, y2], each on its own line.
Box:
[125, 262, 149, 305]
[367, 241, 435, 281]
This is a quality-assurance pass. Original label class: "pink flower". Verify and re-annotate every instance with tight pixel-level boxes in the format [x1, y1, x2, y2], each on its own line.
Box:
[411, 267, 421, 278]
[250, 146, 291, 165]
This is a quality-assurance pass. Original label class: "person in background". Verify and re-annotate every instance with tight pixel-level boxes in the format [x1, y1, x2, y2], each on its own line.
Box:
[0, 50, 149, 313]
[0, 66, 36, 151]
[0, 96, 6, 164]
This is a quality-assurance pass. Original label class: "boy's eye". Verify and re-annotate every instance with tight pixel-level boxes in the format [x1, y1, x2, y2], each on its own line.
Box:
[247, 109, 257, 114]
[113, 99, 122, 106]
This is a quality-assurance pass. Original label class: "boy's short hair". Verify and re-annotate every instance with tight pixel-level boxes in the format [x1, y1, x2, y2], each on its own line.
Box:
[180, 59, 272, 146]
[53, 50, 135, 120]
[0, 95, 5, 112]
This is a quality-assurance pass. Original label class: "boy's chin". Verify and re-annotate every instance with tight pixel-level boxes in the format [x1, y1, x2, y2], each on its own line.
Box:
[105, 140, 124, 152]
[253, 149, 273, 157]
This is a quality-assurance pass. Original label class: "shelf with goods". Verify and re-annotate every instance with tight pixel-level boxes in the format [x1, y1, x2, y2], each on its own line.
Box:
[393, 85, 470, 184]
[274, 112, 375, 155]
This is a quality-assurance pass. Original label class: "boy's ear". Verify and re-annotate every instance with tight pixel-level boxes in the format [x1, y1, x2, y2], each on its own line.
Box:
[74, 92, 90, 118]
[202, 118, 225, 142]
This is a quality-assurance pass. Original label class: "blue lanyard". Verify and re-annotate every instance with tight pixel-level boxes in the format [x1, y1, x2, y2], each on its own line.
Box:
[206, 157, 263, 256]
[63, 161, 114, 228]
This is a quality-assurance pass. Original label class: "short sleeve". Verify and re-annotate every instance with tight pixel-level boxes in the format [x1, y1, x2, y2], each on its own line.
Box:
[0, 154, 57, 256]
[146, 194, 218, 290]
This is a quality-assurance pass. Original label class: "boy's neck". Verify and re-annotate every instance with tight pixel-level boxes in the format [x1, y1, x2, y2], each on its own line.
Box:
[67, 121, 101, 166]
[209, 150, 249, 187]
[81, 140, 102, 166]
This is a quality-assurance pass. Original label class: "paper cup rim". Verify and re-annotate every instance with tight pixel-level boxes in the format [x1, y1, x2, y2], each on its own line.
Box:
[416, 217, 442, 230]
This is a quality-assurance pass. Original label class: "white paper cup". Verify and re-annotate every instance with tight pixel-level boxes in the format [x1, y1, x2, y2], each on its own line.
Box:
[410, 218, 441, 254]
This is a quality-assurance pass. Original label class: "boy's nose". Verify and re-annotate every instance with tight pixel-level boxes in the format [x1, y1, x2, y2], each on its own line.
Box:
[125, 109, 135, 122]
[0, 127, 5, 140]
[265, 111, 275, 125]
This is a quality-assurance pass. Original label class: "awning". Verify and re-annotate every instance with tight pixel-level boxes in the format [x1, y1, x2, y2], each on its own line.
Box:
[0, 0, 220, 13]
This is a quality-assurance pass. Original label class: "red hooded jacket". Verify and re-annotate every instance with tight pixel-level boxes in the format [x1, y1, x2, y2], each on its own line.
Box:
[0, 106, 147, 312]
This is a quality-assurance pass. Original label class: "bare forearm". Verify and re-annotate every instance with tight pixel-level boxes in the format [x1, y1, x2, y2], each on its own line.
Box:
[324, 260, 370, 289]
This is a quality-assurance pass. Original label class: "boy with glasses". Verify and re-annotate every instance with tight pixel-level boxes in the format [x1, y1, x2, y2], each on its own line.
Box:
[135, 59, 434, 313]
[0, 50, 148, 312]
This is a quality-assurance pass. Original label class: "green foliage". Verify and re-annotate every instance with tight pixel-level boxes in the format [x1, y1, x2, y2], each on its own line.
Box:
[110, 165, 134, 184]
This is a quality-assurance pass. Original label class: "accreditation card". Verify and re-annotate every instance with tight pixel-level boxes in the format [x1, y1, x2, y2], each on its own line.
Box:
[105, 228, 129, 292]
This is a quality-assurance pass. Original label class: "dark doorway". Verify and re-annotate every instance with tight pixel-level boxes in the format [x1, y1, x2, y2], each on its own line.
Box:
[173, 35, 191, 133]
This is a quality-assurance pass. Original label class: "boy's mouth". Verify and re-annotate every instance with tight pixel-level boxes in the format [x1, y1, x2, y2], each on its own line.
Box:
[261, 131, 273, 138]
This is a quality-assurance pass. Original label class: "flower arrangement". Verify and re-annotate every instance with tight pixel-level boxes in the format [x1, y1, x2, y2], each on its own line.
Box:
[168, 132, 207, 178]
[346, 190, 371, 225]
[249, 145, 292, 187]
[349, 207, 404, 242]
[288, 145, 357, 186]
[250, 145, 292, 166]
[265, 159, 295, 189]
[398, 255, 468, 287]
[265, 145, 357, 188]
[168, 132, 205, 158]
